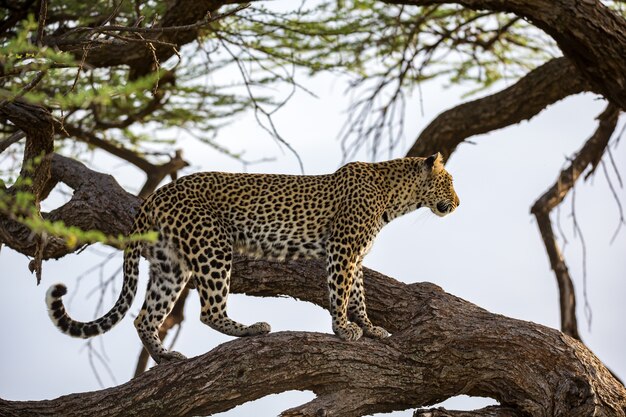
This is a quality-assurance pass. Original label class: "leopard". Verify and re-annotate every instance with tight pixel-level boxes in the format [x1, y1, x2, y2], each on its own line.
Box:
[46, 152, 459, 364]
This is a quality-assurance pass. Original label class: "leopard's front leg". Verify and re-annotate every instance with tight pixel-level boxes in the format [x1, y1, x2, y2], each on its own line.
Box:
[348, 258, 390, 339]
[326, 242, 363, 341]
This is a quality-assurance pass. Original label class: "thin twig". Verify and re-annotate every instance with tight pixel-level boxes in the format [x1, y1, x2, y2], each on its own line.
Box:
[68, 47, 88, 94]
[570, 185, 592, 331]
[0, 70, 48, 108]
[62, 3, 249, 37]
[83, 340, 118, 388]
[217, 35, 305, 174]
[601, 160, 625, 243]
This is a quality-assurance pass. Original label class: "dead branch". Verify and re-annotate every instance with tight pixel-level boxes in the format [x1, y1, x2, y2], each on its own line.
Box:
[531, 103, 621, 340]
[406, 57, 591, 161]
[0, 259, 624, 416]
[138, 149, 189, 198]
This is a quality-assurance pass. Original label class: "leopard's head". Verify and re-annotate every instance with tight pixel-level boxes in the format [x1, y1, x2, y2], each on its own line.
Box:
[422, 152, 459, 217]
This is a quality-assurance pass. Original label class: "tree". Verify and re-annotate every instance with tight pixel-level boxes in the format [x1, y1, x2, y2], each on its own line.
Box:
[1, 0, 624, 416]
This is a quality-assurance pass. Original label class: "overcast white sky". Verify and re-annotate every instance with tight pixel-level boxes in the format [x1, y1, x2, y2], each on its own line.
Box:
[1, 58, 625, 415]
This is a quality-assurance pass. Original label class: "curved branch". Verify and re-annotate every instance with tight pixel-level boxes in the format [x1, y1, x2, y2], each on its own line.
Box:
[1, 259, 624, 416]
[386, 0, 626, 110]
[0, 154, 141, 260]
[406, 57, 591, 160]
[63, 125, 153, 173]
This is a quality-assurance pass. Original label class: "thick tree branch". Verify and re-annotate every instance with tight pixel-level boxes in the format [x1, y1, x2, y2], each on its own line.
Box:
[0, 152, 623, 414]
[406, 57, 591, 161]
[385, 0, 626, 110]
[531, 103, 621, 340]
[0, 154, 141, 260]
[1, 259, 624, 416]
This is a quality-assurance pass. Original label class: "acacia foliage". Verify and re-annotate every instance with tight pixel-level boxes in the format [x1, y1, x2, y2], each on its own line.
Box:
[1, 0, 576, 180]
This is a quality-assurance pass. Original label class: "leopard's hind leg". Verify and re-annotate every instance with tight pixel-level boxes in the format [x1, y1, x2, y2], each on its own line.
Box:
[134, 240, 189, 364]
[188, 216, 270, 337]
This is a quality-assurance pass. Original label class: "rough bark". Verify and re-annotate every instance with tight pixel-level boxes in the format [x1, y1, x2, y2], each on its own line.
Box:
[413, 407, 524, 417]
[386, 0, 626, 110]
[1, 259, 625, 417]
[405, 57, 591, 161]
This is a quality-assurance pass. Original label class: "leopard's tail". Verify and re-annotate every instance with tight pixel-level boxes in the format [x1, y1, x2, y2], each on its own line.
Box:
[46, 240, 142, 338]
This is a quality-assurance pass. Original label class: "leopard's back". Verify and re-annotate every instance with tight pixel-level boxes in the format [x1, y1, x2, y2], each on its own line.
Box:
[149, 171, 344, 261]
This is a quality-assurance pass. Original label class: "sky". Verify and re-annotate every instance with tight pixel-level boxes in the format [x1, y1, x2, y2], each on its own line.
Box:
[1, 48, 625, 417]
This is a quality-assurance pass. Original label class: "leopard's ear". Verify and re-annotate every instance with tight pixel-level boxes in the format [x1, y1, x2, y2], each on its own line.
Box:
[425, 152, 444, 174]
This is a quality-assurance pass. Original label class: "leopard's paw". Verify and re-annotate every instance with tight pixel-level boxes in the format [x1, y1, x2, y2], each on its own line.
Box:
[158, 350, 187, 364]
[334, 322, 363, 341]
[362, 324, 390, 339]
[243, 321, 271, 336]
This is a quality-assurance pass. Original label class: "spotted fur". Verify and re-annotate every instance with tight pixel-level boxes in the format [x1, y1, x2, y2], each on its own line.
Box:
[46, 153, 459, 363]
